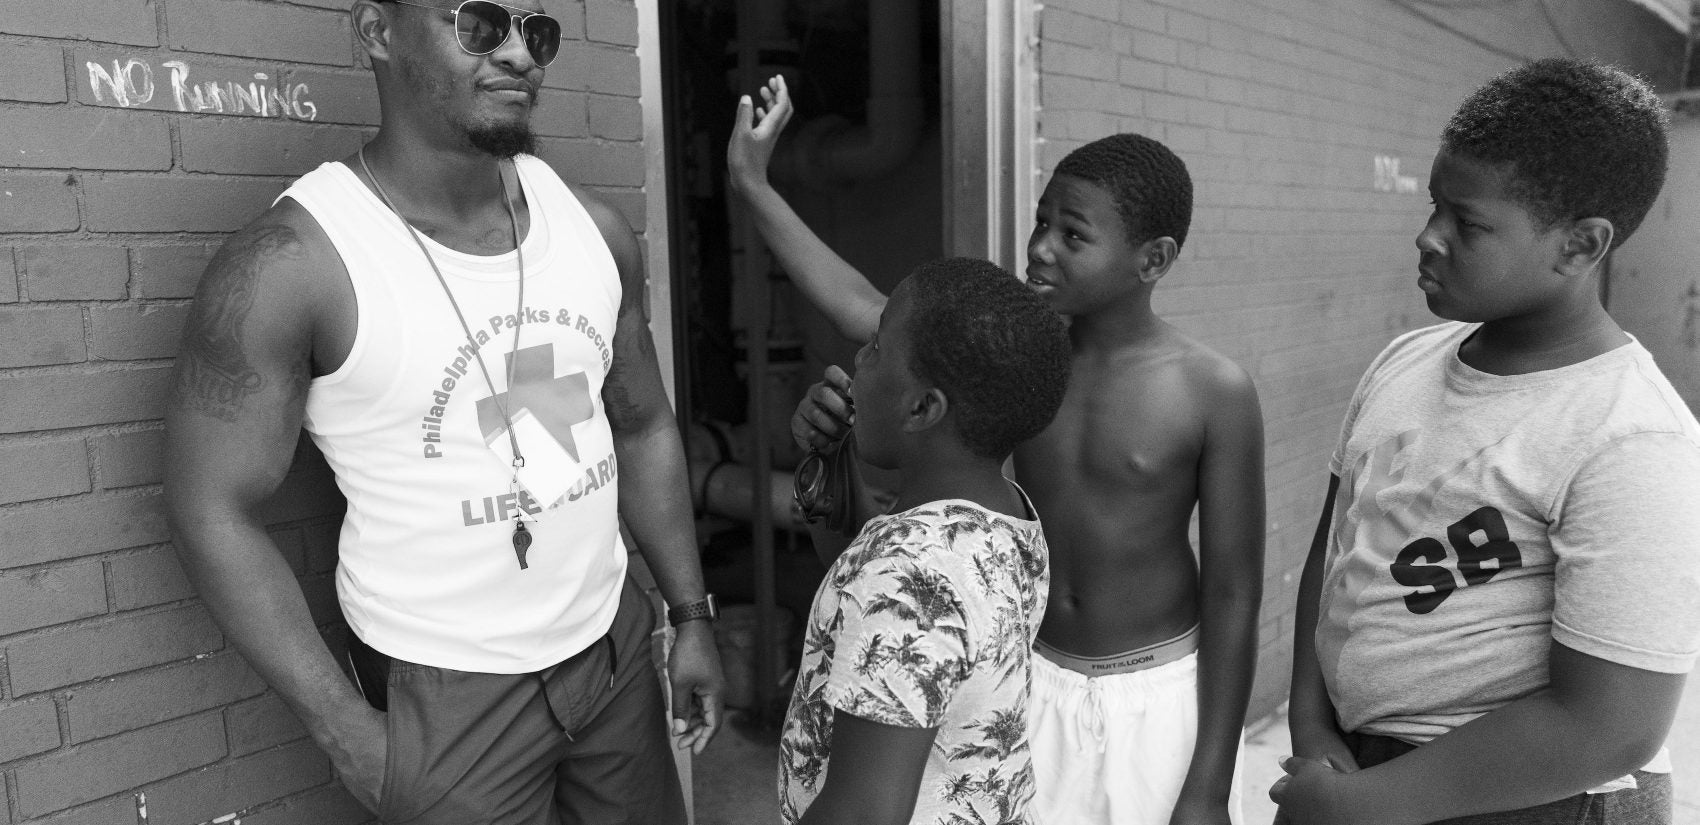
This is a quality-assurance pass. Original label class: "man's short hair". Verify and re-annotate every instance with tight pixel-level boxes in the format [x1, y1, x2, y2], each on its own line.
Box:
[1054, 133, 1194, 251]
[1442, 58, 1669, 248]
[903, 258, 1070, 461]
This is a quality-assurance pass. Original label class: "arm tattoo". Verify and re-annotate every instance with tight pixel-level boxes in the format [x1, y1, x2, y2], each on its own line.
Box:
[175, 225, 303, 422]
[603, 319, 657, 432]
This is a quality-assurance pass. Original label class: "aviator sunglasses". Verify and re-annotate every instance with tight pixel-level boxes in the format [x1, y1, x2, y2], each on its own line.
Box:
[388, 0, 562, 67]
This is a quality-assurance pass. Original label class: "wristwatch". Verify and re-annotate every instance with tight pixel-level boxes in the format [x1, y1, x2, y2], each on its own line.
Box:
[668, 594, 719, 627]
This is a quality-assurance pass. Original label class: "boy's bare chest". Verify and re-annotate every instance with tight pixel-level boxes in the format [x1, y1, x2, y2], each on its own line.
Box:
[1020, 362, 1205, 484]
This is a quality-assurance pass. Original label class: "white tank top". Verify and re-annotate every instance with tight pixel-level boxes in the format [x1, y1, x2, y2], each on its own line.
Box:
[282, 155, 627, 673]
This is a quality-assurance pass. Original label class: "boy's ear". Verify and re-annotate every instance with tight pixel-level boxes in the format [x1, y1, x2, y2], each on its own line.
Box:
[901, 387, 949, 433]
[1136, 237, 1179, 285]
[1556, 218, 1613, 277]
[352, 1, 393, 64]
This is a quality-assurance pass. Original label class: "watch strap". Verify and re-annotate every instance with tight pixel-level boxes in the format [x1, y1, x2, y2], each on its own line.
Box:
[668, 594, 718, 626]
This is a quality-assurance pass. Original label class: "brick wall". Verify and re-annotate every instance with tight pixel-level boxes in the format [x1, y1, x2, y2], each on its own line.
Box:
[1034, 0, 1651, 720]
[0, 1, 646, 822]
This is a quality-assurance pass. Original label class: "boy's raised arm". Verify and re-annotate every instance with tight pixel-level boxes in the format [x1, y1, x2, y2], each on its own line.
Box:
[728, 75, 885, 344]
[1176, 366, 1266, 825]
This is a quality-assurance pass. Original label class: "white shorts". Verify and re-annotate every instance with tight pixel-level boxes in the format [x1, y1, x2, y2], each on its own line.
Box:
[1029, 651, 1245, 825]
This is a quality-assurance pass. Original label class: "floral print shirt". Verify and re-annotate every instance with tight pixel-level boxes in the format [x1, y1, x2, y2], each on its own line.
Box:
[778, 494, 1049, 825]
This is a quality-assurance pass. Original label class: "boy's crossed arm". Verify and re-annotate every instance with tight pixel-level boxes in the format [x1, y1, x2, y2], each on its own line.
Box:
[1276, 641, 1684, 825]
[729, 74, 885, 344]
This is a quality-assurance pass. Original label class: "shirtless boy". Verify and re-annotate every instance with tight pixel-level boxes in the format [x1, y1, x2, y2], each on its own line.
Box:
[730, 77, 1265, 825]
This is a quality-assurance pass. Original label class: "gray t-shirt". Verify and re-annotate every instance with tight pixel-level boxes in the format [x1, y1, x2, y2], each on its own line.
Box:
[1319, 322, 1700, 746]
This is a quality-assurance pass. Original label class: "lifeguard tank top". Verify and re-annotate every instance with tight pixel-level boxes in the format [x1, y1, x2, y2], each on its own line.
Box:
[282, 155, 626, 673]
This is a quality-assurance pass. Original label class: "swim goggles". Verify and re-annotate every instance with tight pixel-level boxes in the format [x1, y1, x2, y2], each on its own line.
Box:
[387, 0, 562, 67]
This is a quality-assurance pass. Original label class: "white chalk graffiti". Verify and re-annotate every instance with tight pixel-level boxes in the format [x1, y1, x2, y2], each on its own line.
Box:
[1373, 155, 1420, 194]
[85, 57, 318, 121]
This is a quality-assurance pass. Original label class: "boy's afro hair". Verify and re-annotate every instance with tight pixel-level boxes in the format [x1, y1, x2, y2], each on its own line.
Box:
[1054, 133, 1193, 251]
[903, 258, 1071, 462]
[1443, 58, 1668, 248]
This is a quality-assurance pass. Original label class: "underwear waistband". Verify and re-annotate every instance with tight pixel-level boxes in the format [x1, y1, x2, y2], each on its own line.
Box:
[1036, 624, 1200, 677]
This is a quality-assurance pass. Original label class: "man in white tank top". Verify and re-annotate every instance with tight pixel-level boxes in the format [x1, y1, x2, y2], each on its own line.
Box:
[163, 2, 724, 822]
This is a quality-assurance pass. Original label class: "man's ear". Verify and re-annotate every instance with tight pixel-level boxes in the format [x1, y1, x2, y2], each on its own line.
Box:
[901, 387, 949, 433]
[352, 0, 394, 64]
[1556, 217, 1613, 278]
[1136, 236, 1178, 285]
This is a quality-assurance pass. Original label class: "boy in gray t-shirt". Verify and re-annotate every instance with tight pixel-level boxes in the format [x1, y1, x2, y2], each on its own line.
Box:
[1276, 59, 1700, 825]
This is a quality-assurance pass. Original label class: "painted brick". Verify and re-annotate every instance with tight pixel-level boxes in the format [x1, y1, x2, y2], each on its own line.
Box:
[298, 574, 341, 627]
[282, 69, 380, 126]
[584, 185, 644, 232]
[0, 307, 88, 368]
[534, 138, 644, 188]
[93, 429, 166, 490]
[0, 697, 62, 765]
[0, 439, 90, 505]
[0, 491, 169, 569]
[6, 605, 223, 696]
[268, 525, 308, 575]
[554, 1, 589, 41]
[2, 248, 17, 303]
[13, 796, 136, 825]
[65, 652, 264, 742]
[585, 0, 638, 46]
[0, 108, 172, 171]
[131, 244, 218, 300]
[17, 246, 129, 301]
[0, 366, 173, 435]
[167, 0, 352, 67]
[0, 174, 80, 233]
[108, 547, 195, 611]
[89, 304, 190, 361]
[226, 693, 306, 756]
[13, 554, 114, 642]
[587, 93, 640, 141]
[0, 0, 159, 46]
[0, 43, 69, 103]
[180, 120, 368, 176]
[532, 89, 589, 138]
[145, 740, 330, 825]
[546, 42, 640, 96]
[241, 783, 370, 825]
[83, 176, 286, 234]
[12, 713, 226, 819]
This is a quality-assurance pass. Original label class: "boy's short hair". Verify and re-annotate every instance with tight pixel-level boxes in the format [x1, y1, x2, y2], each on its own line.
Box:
[1054, 133, 1194, 251]
[1442, 58, 1669, 248]
[904, 258, 1070, 461]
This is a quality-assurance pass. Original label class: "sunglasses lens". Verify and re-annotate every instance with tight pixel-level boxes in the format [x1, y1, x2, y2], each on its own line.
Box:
[456, 1, 511, 54]
[523, 14, 561, 66]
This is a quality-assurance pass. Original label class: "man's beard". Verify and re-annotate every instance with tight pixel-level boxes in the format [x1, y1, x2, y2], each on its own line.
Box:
[467, 123, 537, 158]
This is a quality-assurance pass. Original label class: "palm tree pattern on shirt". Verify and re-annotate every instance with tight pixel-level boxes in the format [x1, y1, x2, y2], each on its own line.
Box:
[778, 499, 1049, 825]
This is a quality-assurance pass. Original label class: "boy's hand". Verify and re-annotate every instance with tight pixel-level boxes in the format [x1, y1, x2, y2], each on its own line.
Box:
[728, 74, 795, 195]
[1269, 755, 1356, 825]
[791, 365, 854, 452]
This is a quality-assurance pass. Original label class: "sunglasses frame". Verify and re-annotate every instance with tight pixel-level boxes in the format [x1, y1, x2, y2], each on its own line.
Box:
[387, 0, 561, 67]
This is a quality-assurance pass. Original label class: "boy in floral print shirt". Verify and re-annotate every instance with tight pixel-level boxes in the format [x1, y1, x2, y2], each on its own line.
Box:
[778, 258, 1071, 825]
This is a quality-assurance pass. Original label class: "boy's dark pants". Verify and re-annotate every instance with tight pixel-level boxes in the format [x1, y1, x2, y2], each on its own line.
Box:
[1348, 732, 1671, 825]
[347, 578, 687, 825]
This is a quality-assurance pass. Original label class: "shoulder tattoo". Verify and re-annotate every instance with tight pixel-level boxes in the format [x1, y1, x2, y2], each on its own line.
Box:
[174, 224, 304, 421]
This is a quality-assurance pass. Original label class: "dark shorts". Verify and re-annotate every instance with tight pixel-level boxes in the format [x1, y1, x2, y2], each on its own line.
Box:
[1347, 732, 1672, 825]
[347, 578, 686, 825]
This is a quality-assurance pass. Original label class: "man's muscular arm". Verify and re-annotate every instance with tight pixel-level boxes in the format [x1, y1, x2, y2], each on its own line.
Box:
[1173, 362, 1265, 825]
[579, 189, 726, 754]
[164, 210, 387, 810]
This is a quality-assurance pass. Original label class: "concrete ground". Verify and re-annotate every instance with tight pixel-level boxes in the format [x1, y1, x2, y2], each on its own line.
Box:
[693, 672, 1700, 825]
